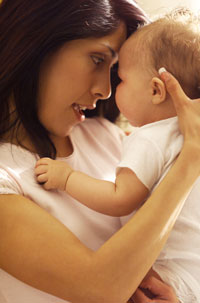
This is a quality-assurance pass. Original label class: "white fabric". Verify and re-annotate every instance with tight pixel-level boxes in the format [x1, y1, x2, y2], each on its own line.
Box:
[0, 117, 124, 303]
[119, 117, 200, 302]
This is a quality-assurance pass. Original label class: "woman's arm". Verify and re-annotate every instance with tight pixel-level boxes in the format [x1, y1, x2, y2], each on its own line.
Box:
[1, 71, 200, 303]
[35, 159, 149, 216]
[1, 145, 199, 303]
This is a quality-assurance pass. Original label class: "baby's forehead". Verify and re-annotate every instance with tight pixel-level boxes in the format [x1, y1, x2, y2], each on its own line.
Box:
[119, 32, 145, 66]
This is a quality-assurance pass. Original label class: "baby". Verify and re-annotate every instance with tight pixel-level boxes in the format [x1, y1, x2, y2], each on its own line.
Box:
[35, 9, 200, 302]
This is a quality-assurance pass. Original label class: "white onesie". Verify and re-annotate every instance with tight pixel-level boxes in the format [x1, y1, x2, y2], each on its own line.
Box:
[119, 117, 200, 302]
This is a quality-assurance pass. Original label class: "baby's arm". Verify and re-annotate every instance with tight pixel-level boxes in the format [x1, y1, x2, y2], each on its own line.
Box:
[35, 158, 149, 216]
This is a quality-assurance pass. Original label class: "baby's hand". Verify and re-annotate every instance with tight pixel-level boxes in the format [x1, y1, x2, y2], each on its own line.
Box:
[35, 157, 73, 191]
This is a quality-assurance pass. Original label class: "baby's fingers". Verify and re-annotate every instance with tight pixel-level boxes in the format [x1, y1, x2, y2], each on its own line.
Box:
[35, 165, 48, 176]
[36, 173, 48, 184]
[35, 157, 52, 167]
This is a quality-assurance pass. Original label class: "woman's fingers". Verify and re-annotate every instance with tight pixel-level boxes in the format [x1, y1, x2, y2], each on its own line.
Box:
[159, 67, 200, 143]
[140, 276, 168, 295]
[159, 67, 190, 112]
[132, 276, 179, 302]
[131, 287, 153, 302]
[139, 277, 179, 302]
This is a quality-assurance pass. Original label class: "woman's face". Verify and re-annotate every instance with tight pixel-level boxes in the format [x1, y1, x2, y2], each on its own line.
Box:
[38, 22, 127, 139]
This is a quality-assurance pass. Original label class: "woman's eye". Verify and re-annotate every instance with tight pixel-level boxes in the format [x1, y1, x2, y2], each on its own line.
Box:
[91, 55, 104, 65]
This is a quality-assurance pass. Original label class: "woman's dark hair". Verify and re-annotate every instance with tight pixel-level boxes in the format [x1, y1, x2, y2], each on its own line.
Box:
[0, 0, 148, 158]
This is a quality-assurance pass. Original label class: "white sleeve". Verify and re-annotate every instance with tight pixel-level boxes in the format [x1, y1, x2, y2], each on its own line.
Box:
[118, 133, 164, 189]
[153, 260, 200, 302]
[0, 168, 23, 195]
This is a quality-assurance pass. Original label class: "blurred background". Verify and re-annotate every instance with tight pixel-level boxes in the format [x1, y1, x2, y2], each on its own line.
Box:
[137, 0, 200, 19]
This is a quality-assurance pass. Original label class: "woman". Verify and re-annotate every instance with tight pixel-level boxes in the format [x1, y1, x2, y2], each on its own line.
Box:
[0, 0, 199, 302]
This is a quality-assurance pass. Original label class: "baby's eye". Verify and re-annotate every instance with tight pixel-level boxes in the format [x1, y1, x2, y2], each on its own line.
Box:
[91, 55, 105, 65]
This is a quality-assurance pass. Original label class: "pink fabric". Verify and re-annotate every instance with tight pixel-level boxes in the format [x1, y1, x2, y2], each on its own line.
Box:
[0, 118, 123, 303]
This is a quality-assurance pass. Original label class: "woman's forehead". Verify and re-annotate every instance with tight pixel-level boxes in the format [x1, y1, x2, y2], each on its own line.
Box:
[102, 21, 127, 53]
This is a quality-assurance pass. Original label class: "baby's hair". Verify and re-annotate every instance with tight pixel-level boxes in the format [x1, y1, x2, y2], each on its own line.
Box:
[134, 8, 200, 99]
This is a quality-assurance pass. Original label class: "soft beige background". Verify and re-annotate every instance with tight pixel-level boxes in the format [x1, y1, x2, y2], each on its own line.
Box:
[137, 0, 200, 18]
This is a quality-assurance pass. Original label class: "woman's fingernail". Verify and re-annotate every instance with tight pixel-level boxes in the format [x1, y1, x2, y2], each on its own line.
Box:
[158, 67, 167, 75]
[158, 67, 171, 81]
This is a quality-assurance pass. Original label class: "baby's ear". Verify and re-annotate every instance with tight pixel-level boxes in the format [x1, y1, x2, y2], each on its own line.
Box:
[151, 77, 166, 105]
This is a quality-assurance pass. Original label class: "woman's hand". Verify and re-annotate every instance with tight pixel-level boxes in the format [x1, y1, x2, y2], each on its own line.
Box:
[159, 68, 200, 145]
[131, 276, 179, 303]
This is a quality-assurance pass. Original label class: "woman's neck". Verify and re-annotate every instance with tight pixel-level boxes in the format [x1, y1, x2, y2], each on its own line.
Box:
[3, 98, 74, 157]
[3, 125, 73, 158]
[49, 135, 73, 158]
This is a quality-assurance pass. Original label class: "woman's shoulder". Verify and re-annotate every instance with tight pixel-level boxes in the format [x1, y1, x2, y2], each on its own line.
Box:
[0, 142, 38, 195]
[0, 142, 37, 167]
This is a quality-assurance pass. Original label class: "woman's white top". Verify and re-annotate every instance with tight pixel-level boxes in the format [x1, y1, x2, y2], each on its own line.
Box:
[0, 118, 123, 303]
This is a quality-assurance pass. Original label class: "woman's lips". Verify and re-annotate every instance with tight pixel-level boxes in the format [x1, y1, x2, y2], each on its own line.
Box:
[72, 103, 86, 121]
[72, 103, 96, 121]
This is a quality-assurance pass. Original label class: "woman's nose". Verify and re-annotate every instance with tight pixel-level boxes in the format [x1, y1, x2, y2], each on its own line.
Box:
[91, 72, 112, 100]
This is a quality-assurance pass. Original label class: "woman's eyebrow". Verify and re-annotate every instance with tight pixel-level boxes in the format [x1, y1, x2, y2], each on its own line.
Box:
[99, 43, 118, 59]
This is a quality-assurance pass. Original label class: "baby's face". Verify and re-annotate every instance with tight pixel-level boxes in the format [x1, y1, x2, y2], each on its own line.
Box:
[116, 34, 156, 127]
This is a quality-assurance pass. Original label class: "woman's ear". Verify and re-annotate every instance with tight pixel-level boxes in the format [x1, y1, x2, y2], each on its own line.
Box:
[151, 77, 166, 105]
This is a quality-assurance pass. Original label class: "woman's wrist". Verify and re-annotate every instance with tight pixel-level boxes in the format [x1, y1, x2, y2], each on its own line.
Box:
[178, 142, 200, 177]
